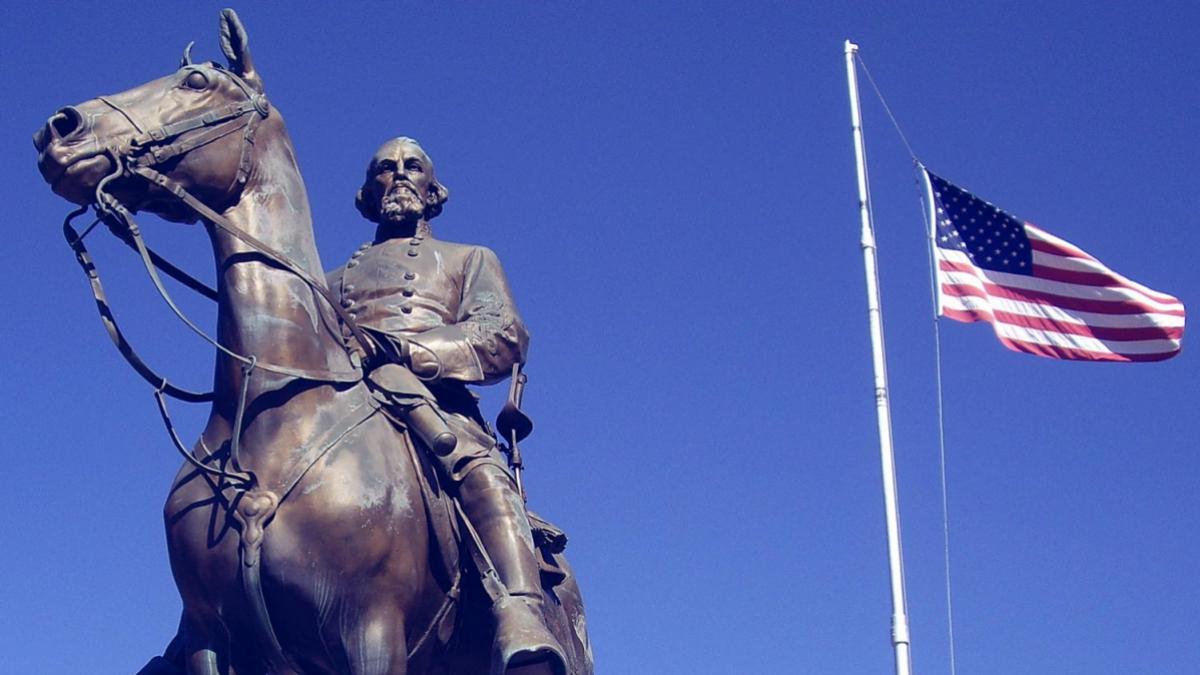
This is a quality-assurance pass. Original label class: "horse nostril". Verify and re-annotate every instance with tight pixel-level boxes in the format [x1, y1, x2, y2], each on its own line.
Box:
[49, 106, 85, 140]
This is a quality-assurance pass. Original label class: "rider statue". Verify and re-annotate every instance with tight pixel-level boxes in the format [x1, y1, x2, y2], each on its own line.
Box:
[327, 137, 567, 674]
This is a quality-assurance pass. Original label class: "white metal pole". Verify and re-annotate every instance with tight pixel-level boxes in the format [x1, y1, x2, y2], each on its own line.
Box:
[844, 39, 913, 675]
[922, 168, 944, 317]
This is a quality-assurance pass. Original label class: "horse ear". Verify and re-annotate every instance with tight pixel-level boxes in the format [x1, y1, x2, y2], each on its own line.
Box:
[219, 8, 263, 90]
[180, 41, 195, 68]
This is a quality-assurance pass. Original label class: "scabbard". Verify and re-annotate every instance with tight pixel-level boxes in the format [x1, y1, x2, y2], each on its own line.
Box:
[367, 363, 457, 456]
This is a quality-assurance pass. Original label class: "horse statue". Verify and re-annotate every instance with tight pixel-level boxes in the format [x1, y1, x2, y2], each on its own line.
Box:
[33, 9, 591, 675]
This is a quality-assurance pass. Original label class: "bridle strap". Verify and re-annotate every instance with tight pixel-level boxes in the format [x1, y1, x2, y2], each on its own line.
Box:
[129, 163, 377, 360]
[110, 227, 218, 301]
[63, 207, 214, 402]
[89, 71, 375, 383]
[129, 97, 265, 150]
[100, 193, 364, 383]
[132, 112, 253, 169]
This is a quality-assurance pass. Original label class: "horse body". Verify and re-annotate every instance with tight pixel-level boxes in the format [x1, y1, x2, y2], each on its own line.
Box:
[34, 10, 590, 675]
[158, 108, 444, 673]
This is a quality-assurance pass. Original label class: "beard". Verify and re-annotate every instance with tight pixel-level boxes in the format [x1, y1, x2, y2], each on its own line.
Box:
[379, 183, 426, 223]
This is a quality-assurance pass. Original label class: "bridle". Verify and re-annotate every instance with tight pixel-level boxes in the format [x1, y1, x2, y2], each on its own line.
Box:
[97, 64, 269, 191]
[61, 64, 378, 487]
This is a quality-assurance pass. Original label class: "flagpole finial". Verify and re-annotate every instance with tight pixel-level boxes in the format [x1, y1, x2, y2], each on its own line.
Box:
[845, 40, 859, 54]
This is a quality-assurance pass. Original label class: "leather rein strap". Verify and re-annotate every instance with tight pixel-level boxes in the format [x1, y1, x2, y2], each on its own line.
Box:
[62, 207, 214, 402]
[80, 74, 375, 387]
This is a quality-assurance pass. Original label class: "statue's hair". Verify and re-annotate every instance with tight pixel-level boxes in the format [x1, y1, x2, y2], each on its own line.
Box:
[355, 137, 450, 222]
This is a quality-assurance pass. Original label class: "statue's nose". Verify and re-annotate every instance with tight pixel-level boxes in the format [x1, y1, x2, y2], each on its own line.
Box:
[33, 106, 85, 152]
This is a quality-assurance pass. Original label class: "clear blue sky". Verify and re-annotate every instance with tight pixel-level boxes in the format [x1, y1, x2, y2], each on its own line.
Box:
[3, 1, 1196, 673]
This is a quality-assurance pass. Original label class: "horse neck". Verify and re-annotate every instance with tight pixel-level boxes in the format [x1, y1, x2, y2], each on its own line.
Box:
[206, 119, 350, 410]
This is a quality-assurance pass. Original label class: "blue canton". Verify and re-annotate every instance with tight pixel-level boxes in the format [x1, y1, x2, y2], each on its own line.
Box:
[929, 172, 1033, 275]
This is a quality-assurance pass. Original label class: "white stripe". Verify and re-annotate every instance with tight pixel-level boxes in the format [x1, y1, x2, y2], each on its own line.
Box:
[1027, 226, 1182, 304]
[1025, 224, 1095, 260]
[1031, 250, 1113, 274]
[937, 249, 1183, 312]
[942, 295, 1182, 355]
[990, 320, 1181, 356]
[940, 292, 1185, 329]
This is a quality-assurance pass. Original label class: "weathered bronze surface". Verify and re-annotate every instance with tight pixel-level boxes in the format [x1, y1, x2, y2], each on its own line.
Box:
[33, 9, 590, 675]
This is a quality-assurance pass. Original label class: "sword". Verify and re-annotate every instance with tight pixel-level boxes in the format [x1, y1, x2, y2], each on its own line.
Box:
[497, 363, 533, 500]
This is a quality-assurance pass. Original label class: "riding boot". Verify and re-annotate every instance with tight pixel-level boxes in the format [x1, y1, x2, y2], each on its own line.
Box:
[459, 464, 568, 675]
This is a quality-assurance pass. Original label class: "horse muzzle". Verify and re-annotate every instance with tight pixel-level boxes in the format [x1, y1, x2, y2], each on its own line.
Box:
[35, 104, 132, 205]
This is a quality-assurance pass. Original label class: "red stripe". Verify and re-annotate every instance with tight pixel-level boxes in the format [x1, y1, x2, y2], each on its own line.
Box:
[939, 260, 1184, 316]
[940, 305, 992, 325]
[1028, 236, 1091, 260]
[941, 291, 1185, 341]
[1026, 225, 1097, 260]
[940, 307, 1180, 362]
[1027, 229, 1181, 304]
[1032, 263, 1127, 288]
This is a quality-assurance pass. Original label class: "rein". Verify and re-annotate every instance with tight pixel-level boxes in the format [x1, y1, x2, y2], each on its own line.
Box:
[62, 70, 380, 489]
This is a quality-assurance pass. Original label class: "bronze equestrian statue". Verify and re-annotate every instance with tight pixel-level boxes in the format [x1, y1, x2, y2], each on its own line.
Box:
[32, 9, 590, 675]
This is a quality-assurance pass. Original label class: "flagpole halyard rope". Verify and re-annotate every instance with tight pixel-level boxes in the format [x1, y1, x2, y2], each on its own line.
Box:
[856, 54, 920, 163]
[856, 48, 960, 675]
[918, 170, 959, 675]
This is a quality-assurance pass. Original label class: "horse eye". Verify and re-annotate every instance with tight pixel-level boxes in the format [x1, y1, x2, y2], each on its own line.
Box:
[183, 71, 209, 90]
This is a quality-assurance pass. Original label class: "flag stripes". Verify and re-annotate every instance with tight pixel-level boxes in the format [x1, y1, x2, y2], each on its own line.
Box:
[926, 170, 1185, 362]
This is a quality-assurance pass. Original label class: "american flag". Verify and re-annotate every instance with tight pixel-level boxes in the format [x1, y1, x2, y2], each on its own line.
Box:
[925, 169, 1185, 362]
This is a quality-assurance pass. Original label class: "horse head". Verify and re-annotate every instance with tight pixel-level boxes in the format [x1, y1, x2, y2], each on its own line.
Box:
[34, 9, 268, 223]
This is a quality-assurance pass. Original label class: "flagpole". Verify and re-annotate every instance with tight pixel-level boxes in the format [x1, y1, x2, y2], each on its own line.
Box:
[922, 168, 943, 318]
[844, 39, 913, 675]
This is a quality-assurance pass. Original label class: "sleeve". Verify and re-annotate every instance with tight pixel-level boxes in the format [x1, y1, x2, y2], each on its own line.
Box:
[408, 246, 530, 384]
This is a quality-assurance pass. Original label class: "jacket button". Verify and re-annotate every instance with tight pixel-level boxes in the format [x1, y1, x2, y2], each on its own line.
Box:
[341, 298, 354, 308]
[402, 289, 414, 297]
[344, 285, 355, 293]
[401, 306, 413, 314]
[404, 272, 416, 280]
[346, 260, 359, 268]
[407, 249, 419, 257]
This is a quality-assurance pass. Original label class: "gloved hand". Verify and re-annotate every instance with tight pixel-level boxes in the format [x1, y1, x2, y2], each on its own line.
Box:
[358, 329, 409, 371]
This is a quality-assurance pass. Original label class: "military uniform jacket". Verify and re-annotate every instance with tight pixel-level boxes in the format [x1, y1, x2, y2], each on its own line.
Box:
[328, 232, 530, 385]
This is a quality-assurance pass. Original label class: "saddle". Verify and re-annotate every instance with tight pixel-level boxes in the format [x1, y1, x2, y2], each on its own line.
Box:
[364, 363, 569, 595]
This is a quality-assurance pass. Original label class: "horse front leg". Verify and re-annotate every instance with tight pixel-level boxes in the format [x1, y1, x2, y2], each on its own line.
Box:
[180, 608, 236, 675]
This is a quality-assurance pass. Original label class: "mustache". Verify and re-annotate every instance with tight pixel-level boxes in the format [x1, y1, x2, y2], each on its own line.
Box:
[386, 181, 421, 199]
